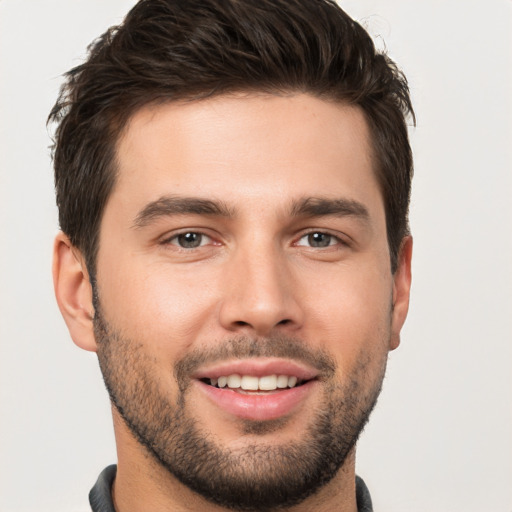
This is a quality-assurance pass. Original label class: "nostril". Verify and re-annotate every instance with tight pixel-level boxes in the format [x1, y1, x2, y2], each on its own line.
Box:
[233, 320, 250, 327]
[231, 318, 292, 329]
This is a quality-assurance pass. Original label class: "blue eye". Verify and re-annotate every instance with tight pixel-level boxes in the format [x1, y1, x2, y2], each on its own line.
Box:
[297, 232, 338, 248]
[170, 232, 210, 248]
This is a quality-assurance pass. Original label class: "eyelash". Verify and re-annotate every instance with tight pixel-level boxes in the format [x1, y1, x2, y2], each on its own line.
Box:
[161, 230, 347, 250]
[294, 231, 346, 249]
[161, 231, 214, 249]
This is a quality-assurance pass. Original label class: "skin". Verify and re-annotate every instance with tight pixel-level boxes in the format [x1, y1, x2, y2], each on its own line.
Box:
[53, 93, 412, 512]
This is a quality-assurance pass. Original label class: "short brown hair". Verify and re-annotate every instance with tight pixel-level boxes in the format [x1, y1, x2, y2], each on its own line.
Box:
[49, 0, 414, 276]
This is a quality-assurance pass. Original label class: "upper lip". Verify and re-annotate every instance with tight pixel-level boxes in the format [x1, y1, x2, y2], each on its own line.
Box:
[192, 358, 319, 381]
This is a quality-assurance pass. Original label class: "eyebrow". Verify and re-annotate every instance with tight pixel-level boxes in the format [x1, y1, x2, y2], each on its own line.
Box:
[132, 194, 370, 229]
[132, 195, 234, 228]
[290, 197, 370, 222]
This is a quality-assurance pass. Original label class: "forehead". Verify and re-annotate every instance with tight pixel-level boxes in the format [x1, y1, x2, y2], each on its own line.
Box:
[111, 93, 381, 218]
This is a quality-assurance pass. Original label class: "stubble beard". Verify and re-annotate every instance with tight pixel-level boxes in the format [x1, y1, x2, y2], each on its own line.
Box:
[94, 305, 388, 511]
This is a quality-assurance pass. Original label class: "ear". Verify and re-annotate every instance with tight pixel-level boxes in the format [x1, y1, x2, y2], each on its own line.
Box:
[389, 236, 413, 351]
[53, 232, 97, 352]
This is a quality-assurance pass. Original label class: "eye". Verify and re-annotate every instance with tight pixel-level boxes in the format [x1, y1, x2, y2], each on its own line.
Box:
[296, 232, 340, 248]
[167, 232, 212, 249]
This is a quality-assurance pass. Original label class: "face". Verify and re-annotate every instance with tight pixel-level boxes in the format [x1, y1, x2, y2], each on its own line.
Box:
[88, 94, 411, 509]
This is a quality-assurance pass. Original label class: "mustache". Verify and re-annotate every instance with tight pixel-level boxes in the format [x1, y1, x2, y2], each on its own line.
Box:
[174, 336, 336, 385]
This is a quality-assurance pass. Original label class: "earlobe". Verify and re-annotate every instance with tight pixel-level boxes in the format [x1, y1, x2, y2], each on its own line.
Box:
[389, 236, 413, 351]
[53, 232, 97, 352]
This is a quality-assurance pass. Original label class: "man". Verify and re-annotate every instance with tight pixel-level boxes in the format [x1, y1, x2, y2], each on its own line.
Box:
[49, 0, 414, 510]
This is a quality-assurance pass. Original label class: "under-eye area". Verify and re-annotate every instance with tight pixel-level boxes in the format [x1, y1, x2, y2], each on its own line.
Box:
[200, 374, 313, 392]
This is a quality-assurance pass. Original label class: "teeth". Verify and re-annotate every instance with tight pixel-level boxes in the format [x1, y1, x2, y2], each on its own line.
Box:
[259, 375, 277, 390]
[210, 374, 302, 391]
[227, 374, 241, 388]
[276, 375, 289, 388]
[241, 375, 259, 390]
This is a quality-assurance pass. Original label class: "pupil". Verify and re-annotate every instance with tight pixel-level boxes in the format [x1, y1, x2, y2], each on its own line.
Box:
[178, 232, 201, 248]
[308, 232, 331, 247]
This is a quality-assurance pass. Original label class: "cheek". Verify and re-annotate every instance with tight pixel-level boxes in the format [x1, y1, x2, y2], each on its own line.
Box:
[96, 256, 222, 353]
[301, 263, 392, 363]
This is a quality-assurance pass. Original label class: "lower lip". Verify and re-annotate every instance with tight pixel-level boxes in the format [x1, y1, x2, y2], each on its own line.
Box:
[195, 380, 317, 421]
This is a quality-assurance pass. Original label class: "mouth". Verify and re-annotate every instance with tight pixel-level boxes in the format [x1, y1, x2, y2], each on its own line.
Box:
[193, 359, 319, 421]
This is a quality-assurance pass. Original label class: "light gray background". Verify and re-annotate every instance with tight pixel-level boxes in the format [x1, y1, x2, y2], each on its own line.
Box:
[1, 1, 511, 511]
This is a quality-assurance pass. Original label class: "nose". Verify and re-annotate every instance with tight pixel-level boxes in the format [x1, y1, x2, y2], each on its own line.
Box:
[218, 242, 304, 337]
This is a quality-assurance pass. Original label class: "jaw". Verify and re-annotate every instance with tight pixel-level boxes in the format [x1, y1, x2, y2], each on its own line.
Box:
[111, 393, 361, 512]
[96, 306, 390, 512]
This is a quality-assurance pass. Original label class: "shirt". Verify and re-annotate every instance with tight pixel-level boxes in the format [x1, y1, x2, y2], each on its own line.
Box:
[90, 464, 374, 511]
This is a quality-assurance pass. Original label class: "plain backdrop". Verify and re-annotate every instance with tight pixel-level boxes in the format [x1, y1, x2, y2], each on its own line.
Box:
[0, 1, 511, 511]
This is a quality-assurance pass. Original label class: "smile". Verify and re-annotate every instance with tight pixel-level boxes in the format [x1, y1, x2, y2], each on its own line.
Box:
[193, 359, 319, 421]
[204, 374, 304, 391]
